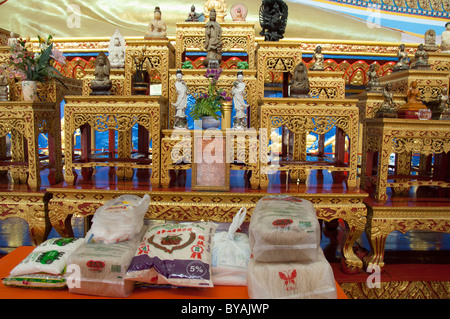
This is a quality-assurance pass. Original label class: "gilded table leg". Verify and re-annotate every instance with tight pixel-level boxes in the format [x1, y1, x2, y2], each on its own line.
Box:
[49, 116, 63, 184]
[64, 117, 76, 185]
[340, 208, 367, 272]
[0, 136, 6, 179]
[117, 130, 133, 180]
[150, 123, 160, 188]
[48, 204, 75, 238]
[375, 134, 391, 203]
[26, 116, 41, 191]
[259, 127, 270, 189]
[10, 129, 24, 183]
[363, 216, 389, 270]
[23, 205, 50, 245]
[291, 133, 307, 182]
[347, 117, 359, 188]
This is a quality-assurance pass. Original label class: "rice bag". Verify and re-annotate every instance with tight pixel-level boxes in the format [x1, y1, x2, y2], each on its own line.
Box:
[66, 229, 145, 298]
[247, 247, 337, 299]
[125, 222, 217, 288]
[212, 208, 251, 286]
[9, 238, 84, 276]
[249, 195, 320, 263]
[85, 194, 150, 244]
[2, 273, 66, 289]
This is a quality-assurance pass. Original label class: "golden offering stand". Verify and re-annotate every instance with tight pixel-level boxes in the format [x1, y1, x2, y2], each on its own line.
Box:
[63, 96, 168, 187]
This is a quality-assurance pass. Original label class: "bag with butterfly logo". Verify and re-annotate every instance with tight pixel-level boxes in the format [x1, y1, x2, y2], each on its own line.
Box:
[247, 247, 337, 299]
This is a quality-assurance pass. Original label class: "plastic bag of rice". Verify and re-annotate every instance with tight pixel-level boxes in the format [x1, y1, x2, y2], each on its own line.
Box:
[65, 228, 145, 298]
[125, 222, 217, 288]
[247, 247, 337, 299]
[85, 194, 150, 244]
[249, 195, 320, 263]
[9, 238, 84, 276]
[3, 273, 66, 289]
[211, 208, 251, 286]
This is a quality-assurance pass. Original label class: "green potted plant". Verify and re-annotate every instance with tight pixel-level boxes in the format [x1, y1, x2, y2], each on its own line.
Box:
[189, 68, 231, 129]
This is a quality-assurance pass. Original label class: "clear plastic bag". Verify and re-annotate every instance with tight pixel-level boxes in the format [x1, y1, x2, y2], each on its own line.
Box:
[211, 208, 251, 286]
[85, 194, 150, 244]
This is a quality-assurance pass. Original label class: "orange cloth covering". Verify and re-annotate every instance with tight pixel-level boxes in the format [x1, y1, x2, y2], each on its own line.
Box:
[0, 246, 347, 299]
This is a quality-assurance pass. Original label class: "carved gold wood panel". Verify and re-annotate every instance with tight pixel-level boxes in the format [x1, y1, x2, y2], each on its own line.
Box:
[63, 96, 168, 187]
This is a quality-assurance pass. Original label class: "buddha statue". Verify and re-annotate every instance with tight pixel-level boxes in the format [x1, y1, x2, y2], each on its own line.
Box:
[204, 8, 222, 68]
[410, 44, 430, 69]
[400, 81, 426, 112]
[366, 64, 383, 92]
[309, 45, 325, 71]
[424, 29, 439, 52]
[108, 29, 126, 69]
[376, 83, 397, 118]
[145, 6, 167, 39]
[90, 52, 112, 95]
[289, 62, 310, 98]
[186, 5, 199, 22]
[440, 22, 450, 53]
[230, 3, 248, 22]
[204, 0, 227, 23]
[393, 44, 409, 71]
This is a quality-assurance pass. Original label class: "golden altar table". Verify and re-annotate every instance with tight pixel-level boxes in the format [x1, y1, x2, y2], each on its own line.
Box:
[258, 98, 360, 190]
[63, 96, 168, 187]
[0, 101, 63, 190]
[361, 118, 450, 203]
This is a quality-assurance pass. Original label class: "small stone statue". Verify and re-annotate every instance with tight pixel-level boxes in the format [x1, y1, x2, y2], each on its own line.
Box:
[108, 29, 126, 69]
[440, 22, 450, 53]
[0, 74, 8, 101]
[259, 0, 288, 42]
[204, 0, 228, 23]
[232, 71, 249, 130]
[230, 3, 248, 22]
[410, 44, 430, 69]
[145, 6, 167, 39]
[173, 70, 189, 129]
[366, 64, 383, 92]
[423, 29, 439, 52]
[90, 52, 112, 95]
[309, 45, 324, 71]
[289, 62, 310, 98]
[393, 44, 410, 72]
[376, 83, 397, 118]
[204, 8, 222, 68]
[186, 5, 199, 22]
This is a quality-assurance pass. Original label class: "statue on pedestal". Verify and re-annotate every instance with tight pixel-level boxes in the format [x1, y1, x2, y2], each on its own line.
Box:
[401, 81, 426, 112]
[440, 22, 450, 53]
[204, 0, 228, 23]
[423, 29, 439, 52]
[289, 62, 310, 98]
[393, 44, 410, 72]
[173, 70, 189, 129]
[108, 29, 126, 69]
[411, 44, 430, 70]
[145, 6, 167, 39]
[232, 71, 249, 130]
[376, 83, 397, 118]
[259, 0, 288, 42]
[366, 64, 383, 92]
[90, 52, 112, 95]
[186, 5, 200, 22]
[231, 3, 248, 22]
[309, 45, 324, 71]
[204, 9, 222, 68]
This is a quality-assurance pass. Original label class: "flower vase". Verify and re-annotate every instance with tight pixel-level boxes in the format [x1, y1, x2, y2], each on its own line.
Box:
[22, 80, 38, 101]
[201, 116, 221, 130]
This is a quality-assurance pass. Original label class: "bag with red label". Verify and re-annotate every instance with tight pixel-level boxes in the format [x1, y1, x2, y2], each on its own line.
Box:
[85, 194, 150, 244]
[249, 195, 321, 263]
[125, 222, 217, 288]
[66, 228, 145, 297]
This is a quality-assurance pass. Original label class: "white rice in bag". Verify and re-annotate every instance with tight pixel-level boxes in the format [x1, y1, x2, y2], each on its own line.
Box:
[3, 273, 66, 289]
[66, 229, 145, 298]
[247, 247, 337, 299]
[125, 222, 217, 288]
[212, 208, 251, 286]
[85, 194, 150, 244]
[9, 238, 84, 276]
[249, 195, 320, 263]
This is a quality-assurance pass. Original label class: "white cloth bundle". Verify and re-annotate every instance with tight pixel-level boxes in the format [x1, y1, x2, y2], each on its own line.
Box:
[9, 238, 84, 276]
[247, 247, 337, 299]
[66, 229, 145, 298]
[212, 208, 251, 286]
[85, 194, 150, 244]
[125, 222, 217, 288]
[249, 195, 320, 263]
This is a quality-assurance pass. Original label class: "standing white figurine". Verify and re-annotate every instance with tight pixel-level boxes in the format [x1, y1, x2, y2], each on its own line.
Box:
[232, 71, 249, 130]
[173, 70, 189, 129]
[108, 29, 126, 68]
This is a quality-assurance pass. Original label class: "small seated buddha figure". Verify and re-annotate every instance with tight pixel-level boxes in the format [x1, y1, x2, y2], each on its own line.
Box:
[90, 52, 112, 95]
[289, 62, 310, 98]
